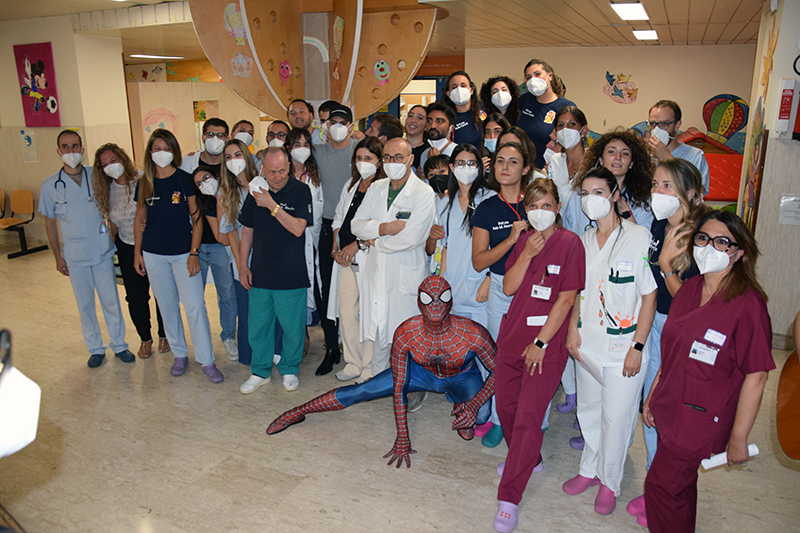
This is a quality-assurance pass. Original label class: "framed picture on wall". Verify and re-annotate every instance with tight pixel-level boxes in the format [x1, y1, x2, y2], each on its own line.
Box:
[13, 42, 61, 128]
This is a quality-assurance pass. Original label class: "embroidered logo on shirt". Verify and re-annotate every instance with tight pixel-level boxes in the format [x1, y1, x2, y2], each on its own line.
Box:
[544, 110, 556, 124]
[171, 191, 181, 204]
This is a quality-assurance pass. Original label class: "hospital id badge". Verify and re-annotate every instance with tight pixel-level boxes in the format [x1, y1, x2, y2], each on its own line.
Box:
[689, 340, 718, 366]
[609, 337, 629, 353]
[531, 284, 552, 300]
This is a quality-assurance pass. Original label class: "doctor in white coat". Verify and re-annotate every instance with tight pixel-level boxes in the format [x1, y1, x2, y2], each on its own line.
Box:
[351, 138, 436, 374]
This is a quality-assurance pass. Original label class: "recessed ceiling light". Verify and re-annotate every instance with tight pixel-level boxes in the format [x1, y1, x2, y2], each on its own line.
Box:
[610, 2, 649, 20]
[633, 30, 658, 40]
[129, 54, 185, 60]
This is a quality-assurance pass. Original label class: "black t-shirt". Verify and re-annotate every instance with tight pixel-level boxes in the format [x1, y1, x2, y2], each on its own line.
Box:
[134, 169, 195, 255]
[649, 218, 699, 314]
[471, 194, 526, 276]
[238, 177, 313, 290]
[517, 93, 575, 169]
[199, 193, 219, 245]
[453, 110, 482, 153]
[339, 188, 366, 248]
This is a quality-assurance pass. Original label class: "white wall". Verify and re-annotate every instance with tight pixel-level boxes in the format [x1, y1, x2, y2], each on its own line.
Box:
[466, 45, 756, 136]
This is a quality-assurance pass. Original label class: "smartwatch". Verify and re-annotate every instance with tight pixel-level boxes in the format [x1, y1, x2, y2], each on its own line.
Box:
[631, 341, 645, 352]
[533, 337, 548, 349]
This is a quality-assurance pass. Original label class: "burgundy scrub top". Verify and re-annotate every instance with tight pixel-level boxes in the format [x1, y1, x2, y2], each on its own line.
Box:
[497, 228, 586, 357]
[649, 276, 775, 456]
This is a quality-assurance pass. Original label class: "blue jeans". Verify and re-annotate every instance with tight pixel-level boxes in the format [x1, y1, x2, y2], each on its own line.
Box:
[198, 242, 237, 342]
[143, 252, 214, 364]
[643, 310, 667, 470]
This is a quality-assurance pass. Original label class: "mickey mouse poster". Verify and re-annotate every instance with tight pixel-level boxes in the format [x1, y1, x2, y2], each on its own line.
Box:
[14, 42, 61, 128]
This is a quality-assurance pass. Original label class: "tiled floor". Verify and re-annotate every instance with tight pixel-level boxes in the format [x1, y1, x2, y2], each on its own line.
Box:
[0, 243, 798, 532]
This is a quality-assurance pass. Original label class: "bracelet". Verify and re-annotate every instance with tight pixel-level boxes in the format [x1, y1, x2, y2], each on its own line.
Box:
[191, 248, 200, 254]
[189, 253, 199, 257]
[271, 204, 281, 217]
[663, 268, 678, 278]
[331, 249, 340, 258]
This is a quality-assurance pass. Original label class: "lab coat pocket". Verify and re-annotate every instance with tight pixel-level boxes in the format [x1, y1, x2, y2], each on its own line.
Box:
[399, 265, 424, 295]
[62, 237, 89, 263]
[603, 276, 637, 334]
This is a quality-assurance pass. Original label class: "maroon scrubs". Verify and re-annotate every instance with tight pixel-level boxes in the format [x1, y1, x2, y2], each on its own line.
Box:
[644, 276, 775, 532]
[495, 228, 585, 504]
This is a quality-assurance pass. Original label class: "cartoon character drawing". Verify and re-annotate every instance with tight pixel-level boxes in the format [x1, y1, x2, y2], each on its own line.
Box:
[20, 58, 57, 113]
[602, 71, 637, 104]
[223, 3, 246, 46]
[279, 60, 291, 85]
[374, 60, 391, 85]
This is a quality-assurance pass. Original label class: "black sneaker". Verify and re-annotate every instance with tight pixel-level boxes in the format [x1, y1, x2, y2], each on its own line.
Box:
[87, 354, 105, 368]
[115, 350, 135, 363]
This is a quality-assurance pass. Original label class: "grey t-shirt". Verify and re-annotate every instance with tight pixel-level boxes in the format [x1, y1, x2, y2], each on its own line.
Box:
[316, 137, 358, 219]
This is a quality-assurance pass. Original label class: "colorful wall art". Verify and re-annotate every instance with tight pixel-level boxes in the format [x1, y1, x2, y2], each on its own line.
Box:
[14, 42, 60, 127]
[603, 71, 637, 104]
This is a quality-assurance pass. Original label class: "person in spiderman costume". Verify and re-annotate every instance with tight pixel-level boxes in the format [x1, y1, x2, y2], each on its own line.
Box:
[267, 275, 496, 467]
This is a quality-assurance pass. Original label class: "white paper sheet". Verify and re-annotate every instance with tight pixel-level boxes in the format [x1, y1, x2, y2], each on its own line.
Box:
[701, 444, 759, 470]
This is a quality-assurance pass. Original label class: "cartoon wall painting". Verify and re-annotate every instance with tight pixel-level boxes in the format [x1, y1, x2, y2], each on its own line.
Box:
[760, 17, 779, 99]
[125, 63, 167, 82]
[740, 98, 766, 232]
[373, 60, 390, 85]
[279, 60, 291, 85]
[231, 53, 253, 78]
[331, 16, 344, 95]
[602, 71, 638, 104]
[703, 94, 749, 146]
[142, 108, 179, 137]
[14, 42, 60, 127]
[223, 3, 246, 45]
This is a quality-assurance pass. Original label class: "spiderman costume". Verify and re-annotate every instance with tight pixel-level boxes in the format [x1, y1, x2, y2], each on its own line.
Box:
[267, 275, 496, 468]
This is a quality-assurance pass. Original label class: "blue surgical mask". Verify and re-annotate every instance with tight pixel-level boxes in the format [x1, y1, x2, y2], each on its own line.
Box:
[484, 138, 497, 153]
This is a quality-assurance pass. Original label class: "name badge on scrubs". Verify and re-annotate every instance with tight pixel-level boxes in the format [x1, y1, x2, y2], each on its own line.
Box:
[609, 338, 629, 353]
[531, 285, 552, 300]
[527, 316, 547, 327]
[704, 329, 727, 346]
[616, 261, 633, 273]
[547, 264, 561, 275]
[689, 341, 719, 366]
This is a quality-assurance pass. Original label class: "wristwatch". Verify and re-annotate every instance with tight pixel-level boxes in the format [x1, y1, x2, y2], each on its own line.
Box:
[357, 239, 368, 251]
[533, 337, 548, 349]
[662, 268, 678, 278]
[631, 341, 645, 351]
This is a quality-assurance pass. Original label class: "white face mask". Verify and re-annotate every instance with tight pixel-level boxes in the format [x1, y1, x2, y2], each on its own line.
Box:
[491, 90, 512, 109]
[650, 193, 681, 221]
[449, 86, 472, 106]
[652, 127, 671, 146]
[234, 132, 253, 147]
[543, 147, 557, 164]
[356, 162, 377, 179]
[151, 151, 174, 168]
[248, 175, 269, 195]
[329, 123, 349, 142]
[291, 147, 311, 164]
[581, 192, 613, 220]
[103, 162, 125, 180]
[205, 136, 225, 155]
[226, 158, 247, 176]
[556, 128, 581, 150]
[526, 76, 548, 97]
[61, 152, 82, 168]
[0, 366, 42, 460]
[384, 162, 408, 181]
[527, 208, 556, 232]
[268, 138, 285, 148]
[198, 178, 219, 196]
[693, 244, 734, 275]
[428, 137, 450, 151]
[453, 166, 479, 185]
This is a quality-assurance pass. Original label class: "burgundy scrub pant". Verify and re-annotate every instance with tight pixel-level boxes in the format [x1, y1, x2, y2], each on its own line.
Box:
[643, 436, 704, 533]
[495, 346, 566, 504]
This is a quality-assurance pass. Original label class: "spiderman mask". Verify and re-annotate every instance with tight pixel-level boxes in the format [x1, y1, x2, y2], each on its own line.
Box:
[418, 275, 453, 326]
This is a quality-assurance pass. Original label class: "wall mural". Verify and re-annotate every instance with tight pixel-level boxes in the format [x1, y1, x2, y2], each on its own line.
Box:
[14, 42, 60, 127]
[602, 71, 638, 104]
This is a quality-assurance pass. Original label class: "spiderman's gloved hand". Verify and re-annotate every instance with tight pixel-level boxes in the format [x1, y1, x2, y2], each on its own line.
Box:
[451, 401, 480, 430]
[384, 435, 416, 468]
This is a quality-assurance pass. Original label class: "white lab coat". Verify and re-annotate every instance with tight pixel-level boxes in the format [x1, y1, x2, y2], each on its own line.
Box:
[300, 177, 324, 309]
[350, 172, 436, 348]
[327, 177, 365, 322]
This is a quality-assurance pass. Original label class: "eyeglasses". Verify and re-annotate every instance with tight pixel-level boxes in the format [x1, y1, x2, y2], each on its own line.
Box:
[647, 120, 676, 129]
[204, 132, 227, 139]
[197, 174, 214, 183]
[267, 131, 287, 140]
[693, 231, 738, 252]
[453, 160, 479, 168]
[382, 154, 408, 163]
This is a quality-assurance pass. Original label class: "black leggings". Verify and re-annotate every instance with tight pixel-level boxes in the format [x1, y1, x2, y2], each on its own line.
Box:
[115, 235, 165, 342]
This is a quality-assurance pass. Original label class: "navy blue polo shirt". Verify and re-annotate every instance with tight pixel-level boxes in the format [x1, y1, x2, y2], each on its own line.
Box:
[453, 110, 482, 153]
[134, 169, 195, 255]
[517, 93, 575, 169]
[471, 194, 526, 276]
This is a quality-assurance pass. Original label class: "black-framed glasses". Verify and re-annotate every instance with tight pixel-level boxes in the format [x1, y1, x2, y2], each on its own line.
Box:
[204, 131, 227, 139]
[267, 131, 287, 140]
[453, 160, 479, 168]
[382, 154, 408, 163]
[693, 231, 738, 252]
[0, 329, 11, 382]
[647, 120, 676, 129]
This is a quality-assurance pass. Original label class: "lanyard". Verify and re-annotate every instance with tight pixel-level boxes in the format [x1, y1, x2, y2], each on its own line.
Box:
[55, 167, 91, 204]
[498, 191, 523, 222]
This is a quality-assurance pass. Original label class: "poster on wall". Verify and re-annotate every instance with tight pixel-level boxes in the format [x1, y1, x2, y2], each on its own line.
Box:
[13, 42, 61, 128]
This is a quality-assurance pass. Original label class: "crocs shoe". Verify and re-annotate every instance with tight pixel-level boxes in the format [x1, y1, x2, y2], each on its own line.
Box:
[557, 393, 577, 413]
[594, 484, 616, 515]
[482, 424, 504, 448]
[493, 501, 518, 533]
[283, 374, 299, 391]
[115, 350, 135, 363]
[573, 417, 581, 431]
[569, 436, 585, 450]
[627, 494, 645, 517]
[202, 364, 224, 383]
[240, 374, 270, 394]
[475, 421, 494, 437]
[636, 511, 648, 528]
[562, 474, 600, 495]
[87, 354, 105, 368]
[170, 357, 188, 376]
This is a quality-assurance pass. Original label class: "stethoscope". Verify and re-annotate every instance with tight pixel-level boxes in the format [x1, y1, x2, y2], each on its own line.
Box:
[55, 167, 92, 205]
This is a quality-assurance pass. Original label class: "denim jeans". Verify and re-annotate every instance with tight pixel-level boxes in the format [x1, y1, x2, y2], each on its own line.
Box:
[143, 251, 214, 364]
[198, 242, 237, 342]
[643, 310, 668, 470]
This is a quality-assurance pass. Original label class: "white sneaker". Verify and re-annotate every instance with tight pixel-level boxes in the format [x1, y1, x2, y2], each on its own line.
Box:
[273, 353, 281, 365]
[240, 374, 270, 394]
[283, 374, 299, 391]
[223, 338, 239, 361]
[335, 370, 359, 382]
